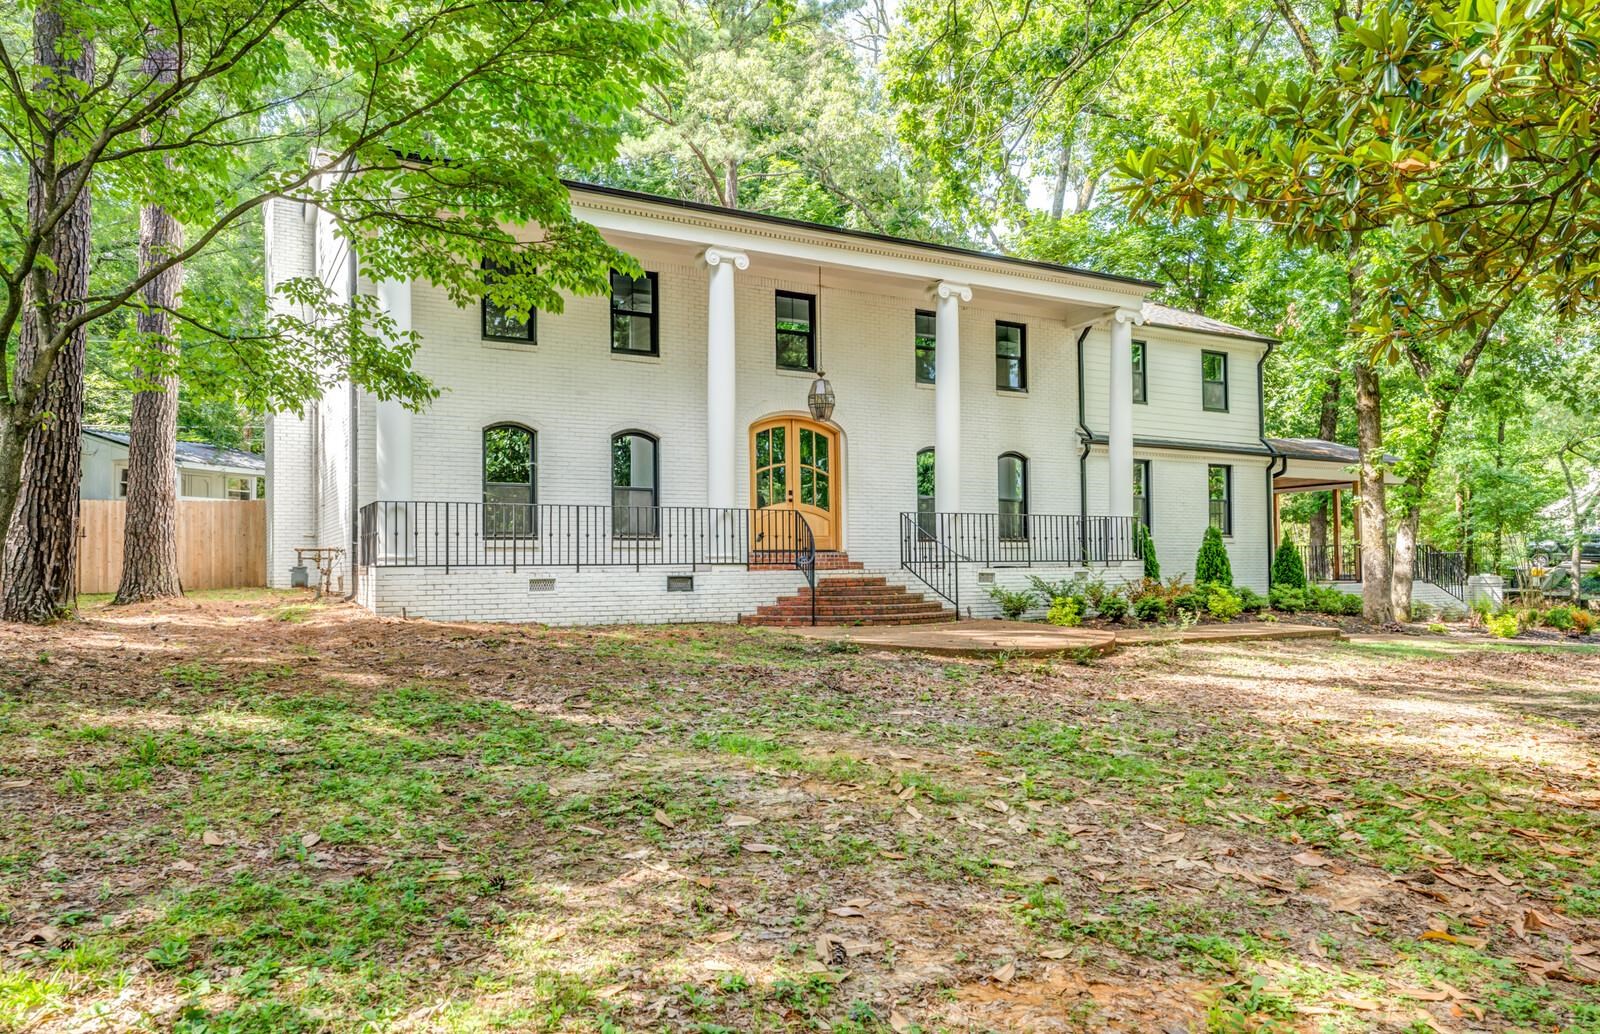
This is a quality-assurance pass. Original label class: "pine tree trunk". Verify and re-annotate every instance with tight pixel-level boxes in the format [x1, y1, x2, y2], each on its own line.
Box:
[116, 46, 184, 604]
[1, 4, 93, 623]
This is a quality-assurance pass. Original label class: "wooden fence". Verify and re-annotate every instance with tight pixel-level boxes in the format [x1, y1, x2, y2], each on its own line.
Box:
[77, 499, 267, 594]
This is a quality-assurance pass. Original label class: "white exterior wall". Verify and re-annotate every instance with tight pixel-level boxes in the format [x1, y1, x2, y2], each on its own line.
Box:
[1081, 325, 1267, 449]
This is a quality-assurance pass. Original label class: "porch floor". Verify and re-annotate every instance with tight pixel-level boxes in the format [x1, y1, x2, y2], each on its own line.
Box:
[780, 619, 1342, 656]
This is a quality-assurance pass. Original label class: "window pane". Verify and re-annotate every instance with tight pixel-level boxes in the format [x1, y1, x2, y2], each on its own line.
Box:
[916, 450, 935, 503]
[484, 426, 533, 485]
[612, 313, 653, 353]
[1203, 353, 1224, 381]
[757, 470, 772, 508]
[484, 303, 531, 340]
[770, 425, 786, 460]
[1132, 342, 1147, 404]
[996, 324, 1022, 357]
[815, 472, 829, 509]
[777, 332, 812, 369]
[800, 466, 815, 506]
[915, 311, 936, 384]
[915, 349, 936, 383]
[755, 429, 771, 469]
[813, 434, 828, 472]
[1203, 381, 1226, 411]
[799, 428, 814, 468]
[997, 356, 1022, 390]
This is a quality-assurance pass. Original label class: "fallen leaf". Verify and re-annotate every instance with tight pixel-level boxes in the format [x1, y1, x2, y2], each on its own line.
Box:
[202, 829, 226, 847]
[991, 961, 1016, 984]
[1292, 850, 1329, 868]
[1039, 947, 1070, 959]
[742, 842, 783, 854]
[573, 825, 607, 837]
[300, 832, 322, 849]
[725, 814, 759, 828]
[1162, 830, 1187, 846]
[829, 906, 865, 918]
[985, 799, 1010, 814]
[653, 809, 676, 829]
[706, 930, 739, 944]
[1420, 930, 1487, 949]
[889, 1009, 913, 1033]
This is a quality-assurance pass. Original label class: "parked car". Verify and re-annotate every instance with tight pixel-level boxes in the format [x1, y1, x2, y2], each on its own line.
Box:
[1528, 533, 1600, 567]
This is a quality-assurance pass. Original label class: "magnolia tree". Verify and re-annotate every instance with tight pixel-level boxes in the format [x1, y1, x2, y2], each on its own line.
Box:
[0, 0, 663, 620]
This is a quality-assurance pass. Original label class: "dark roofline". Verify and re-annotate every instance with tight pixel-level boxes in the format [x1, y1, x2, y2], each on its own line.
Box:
[82, 428, 265, 472]
[1143, 314, 1278, 346]
[564, 180, 1161, 291]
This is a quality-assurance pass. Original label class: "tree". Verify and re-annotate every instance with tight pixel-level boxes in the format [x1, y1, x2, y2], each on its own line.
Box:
[1137, 522, 1160, 580]
[1195, 524, 1232, 587]
[1272, 536, 1307, 589]
[0, 0, 663, 620]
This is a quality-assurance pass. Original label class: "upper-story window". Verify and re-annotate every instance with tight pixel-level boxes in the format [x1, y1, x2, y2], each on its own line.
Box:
[611, 431, 659, 537]
[776, 291, 817, 371]
[1134, 459, 1151, 531]
[914, 310, 936, 384]
[484, 424, 536, 536]
[995, 321, 1026, 392]
[1201, 350, 1229, 412]
[1132, 341, 1148, 404]
[1208, 463, 1232, 535]
[998, 452, 1028, 539]
[610, 271, 658, 356]
[482, 263, 536, 343]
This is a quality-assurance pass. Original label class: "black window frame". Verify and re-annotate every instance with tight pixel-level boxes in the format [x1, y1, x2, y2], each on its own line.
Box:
[610, 430, 660, 538]
[1132, 340, 1148, 404]
[1201, 350, 1229, 412]
[483, 423, 538, 537]
[998, 452, 1029, 540]
[609, 270, 659, 357]
[1207, 463, 1232, 535]
[1134, 458, 1152, 532]
[480, 262, 537, 343]
[995, 320, 1027, 392]
[915, 447, 936, 537]
[775, 290, 817, 371]
[914, 309, 937, 384]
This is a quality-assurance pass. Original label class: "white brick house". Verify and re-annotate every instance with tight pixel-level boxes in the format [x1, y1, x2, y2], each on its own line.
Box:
[265, 182, 1293, 625]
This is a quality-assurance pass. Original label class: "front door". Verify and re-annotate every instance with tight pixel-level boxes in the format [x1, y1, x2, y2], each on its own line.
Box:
[751, 417, 840, 550]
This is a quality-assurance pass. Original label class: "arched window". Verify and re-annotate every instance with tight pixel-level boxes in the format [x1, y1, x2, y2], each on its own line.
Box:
[998, 453, 1028, 540]
[483, 424, 536, 536]
[612, 431, 659, 537]
[915, 447, 936, 537]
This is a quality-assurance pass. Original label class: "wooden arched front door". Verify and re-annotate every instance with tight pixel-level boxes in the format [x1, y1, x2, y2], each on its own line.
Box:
[750, 417, 840, 550]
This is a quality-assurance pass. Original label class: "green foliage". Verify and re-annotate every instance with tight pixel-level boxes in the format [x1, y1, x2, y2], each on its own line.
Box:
[1046, 596, 1083, 627]
[1408, 601, 1435, 622]
[1205, 587, 1242, 622]
[1543, 606, 1575, 632]
[1096, 594, 1129, 622]
[1268, 586, 1307, 613]
[1487, 613, 1521, 639]
[1237, 588, 1268, 613]
[1172, 590, 1207, 617]
[1137, 523, 1161, 580]
[1271, 538, 1306, 590]
[1194, 526, 1232, 588]
[988, 586, 1037, 621]
[1132, 594, 1168, 622]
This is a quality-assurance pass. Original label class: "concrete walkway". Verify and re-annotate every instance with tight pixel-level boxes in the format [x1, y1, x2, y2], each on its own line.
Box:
[784, 619, 1340, 656]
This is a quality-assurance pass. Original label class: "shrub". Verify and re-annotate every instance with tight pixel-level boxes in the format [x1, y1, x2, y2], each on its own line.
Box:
[1097, 594, 1129, 622]
[1486, 613, 1520, 639]
[1028, 574, 1081, 603]
[1132, 594, 1168, 622]
[1543, 605, 1575, 631]
[1408, 601, 1435, 622]
[987, 586, 1037, 621]
[1238, 587, 1268, 613]
[1207, 587, 1243, 621]
[1516, 606, 1542, 629]
[1046, 596, 1083, 627]
[1306, 586, 1341, 613]
[1337, 592, 1364, 616]
[1195, 525, 1233, 588]
[1172, 590, 1208, 616]
[1439, 605, 1467, 623]
[1572, 609, 1595, 634]
[1137, 523, 1161, 580]
[1271, 538, 1307, 590]
[1269, 586, 1307, 612]
[1427, 622, 1448, 634]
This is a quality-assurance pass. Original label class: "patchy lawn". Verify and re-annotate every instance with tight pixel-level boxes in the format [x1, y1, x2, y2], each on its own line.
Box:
[3, 593, 1600, 1032]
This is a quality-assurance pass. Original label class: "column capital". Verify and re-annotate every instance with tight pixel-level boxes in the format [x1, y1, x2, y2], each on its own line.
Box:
[704, 246, 749, 270]
[1112, 306, 1146, 327]
[935, 280, 972, 303]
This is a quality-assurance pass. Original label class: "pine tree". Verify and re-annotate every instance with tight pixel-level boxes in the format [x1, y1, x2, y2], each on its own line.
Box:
[1137, 523, 1160, 580]
[1195, 525, 1232, 587]
[1272, 536, 1307, 589]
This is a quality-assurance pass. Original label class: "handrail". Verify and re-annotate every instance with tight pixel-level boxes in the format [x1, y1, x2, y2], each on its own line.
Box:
[1417, 544, 1467, 601]
[901, 512, 961, 609]
[794, 512, 817, 625]
[358, 501, 816, 576]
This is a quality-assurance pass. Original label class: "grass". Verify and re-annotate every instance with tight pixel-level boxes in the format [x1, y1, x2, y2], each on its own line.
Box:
[3, 593, 1600, 1031]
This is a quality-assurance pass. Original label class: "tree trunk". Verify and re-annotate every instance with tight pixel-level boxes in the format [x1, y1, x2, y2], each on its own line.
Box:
[1354, 360, 1393, 624]
[1, 5, 93, 623]
[1306, 371, 1341, 575]
[116, 45, 185, 604]
[1049, 141, 1070, 220]
[723, 158, 738, 209]
[1391, 504, 1420, 618]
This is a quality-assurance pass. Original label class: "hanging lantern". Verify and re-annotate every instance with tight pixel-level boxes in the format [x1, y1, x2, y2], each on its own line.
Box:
[807, 371, 835, 421]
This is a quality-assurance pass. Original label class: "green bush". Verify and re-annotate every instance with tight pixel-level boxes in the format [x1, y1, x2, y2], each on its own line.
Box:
[1486, 613, 1519, 639]
[1046, 596, 1083, 627]
[987, 586, 1037, 621]
[1238, 587, 1268, 613]
[1097, 594, 1129, 622]
[1269, 586, 1307, 612]
[1132, 594, 1167, 622]
[1337, 592, 1363, 616]
[1427, 622, 1448, 634]
[1137, 522, 1161, 580]
[1439, 605, 1467, 623]
[1206, 587, 1243, 621]
[1172, 590, 1208, 616]
[1271, 538, 1307, 590]
[1195, 525, 1233, 588]
[1408, 601, 1435, 622]
[1543, 605, 1575, 631]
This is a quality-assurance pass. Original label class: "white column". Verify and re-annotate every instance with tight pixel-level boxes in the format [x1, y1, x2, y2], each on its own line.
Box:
[375, 278, 414, 559]
[934, 281, 971, 514]
[704, 247, 748, 511]
[1107, 306, 1144, 519]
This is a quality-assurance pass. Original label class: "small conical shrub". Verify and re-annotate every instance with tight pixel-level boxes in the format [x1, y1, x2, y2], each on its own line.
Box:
[1137, 522, 1161, 580]
[1272, 536, 1307, 589]
[1195, 524, 1233, 587]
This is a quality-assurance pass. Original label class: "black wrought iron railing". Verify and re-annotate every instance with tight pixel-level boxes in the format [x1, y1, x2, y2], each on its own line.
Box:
[1303, 543, 1362, 582]
[358, 501, 817, 579]
[1417, 544, 1466, 601]
[899, 511, 1143, 607]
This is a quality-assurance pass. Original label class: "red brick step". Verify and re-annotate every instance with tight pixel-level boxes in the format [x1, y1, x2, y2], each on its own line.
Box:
[740, 573, 954, 627]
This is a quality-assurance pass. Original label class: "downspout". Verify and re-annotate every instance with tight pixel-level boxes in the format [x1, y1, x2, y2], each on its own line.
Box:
[347, 251, 360, 601]
[1257, 340, 1284, 589]
[1074, 324, 1094, 563]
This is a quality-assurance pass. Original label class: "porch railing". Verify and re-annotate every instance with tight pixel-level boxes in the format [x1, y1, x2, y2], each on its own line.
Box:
[899, 511, 1143, 608]
[357, 501, 818, 579]
[1417, 544, 1467, 601]
[1299, 540, 1466, 601]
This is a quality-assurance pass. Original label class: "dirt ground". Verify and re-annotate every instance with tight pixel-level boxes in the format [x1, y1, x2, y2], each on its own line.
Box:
[3, 590, 1600, 1033]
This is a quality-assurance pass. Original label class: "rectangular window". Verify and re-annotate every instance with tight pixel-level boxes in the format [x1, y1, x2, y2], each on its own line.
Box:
[914, 309, 936, 384]
[117, 467, 129, 499]
[482, 262, 536, 342]
[1208, 464, 1232, 535]
[226, 476, 253, 501]
[180, 473, 206, 498]
[775, 291, 816, 370]
[995, 320, 1026, 392]
[610, 270, 658, 355]
[1133, 459, 1151, 531]
[1132, 341, 1147, 404]
[1201, 350, 1228, 412]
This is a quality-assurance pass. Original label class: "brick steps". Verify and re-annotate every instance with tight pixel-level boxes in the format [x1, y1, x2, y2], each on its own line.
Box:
[740, 573, 954, 626]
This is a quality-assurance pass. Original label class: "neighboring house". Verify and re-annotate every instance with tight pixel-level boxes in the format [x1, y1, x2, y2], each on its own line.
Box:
[264, 181, 1309, 625]
[81, 429, 265, 502]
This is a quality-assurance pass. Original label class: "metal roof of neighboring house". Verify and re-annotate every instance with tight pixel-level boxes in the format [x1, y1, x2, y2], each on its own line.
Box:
[1268, 437, 1361, 463]
[82, 428, 265, 473]
[1142, 302, 1277, 344]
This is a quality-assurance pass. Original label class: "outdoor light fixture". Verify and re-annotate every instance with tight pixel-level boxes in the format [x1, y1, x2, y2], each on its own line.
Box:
[807, 371, 835, 421]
